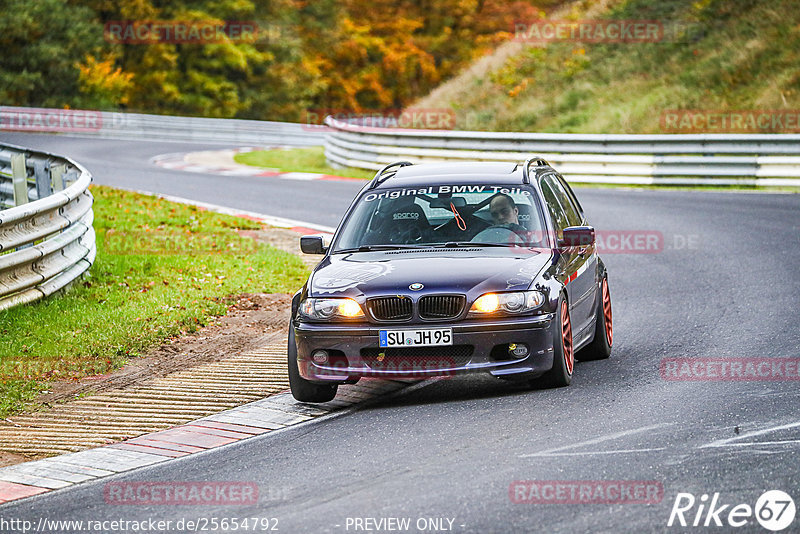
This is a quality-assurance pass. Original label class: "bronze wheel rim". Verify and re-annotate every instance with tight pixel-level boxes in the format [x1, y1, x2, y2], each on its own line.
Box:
[602, 278, 613, 347]
[561, 300, 574, 374]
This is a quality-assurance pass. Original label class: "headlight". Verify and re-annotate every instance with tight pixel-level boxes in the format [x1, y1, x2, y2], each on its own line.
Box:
[468, 291, 545, 316]
[299, 298, 365, 320]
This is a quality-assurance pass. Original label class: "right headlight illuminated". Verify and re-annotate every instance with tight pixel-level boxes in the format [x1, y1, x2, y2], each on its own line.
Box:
[299, 298, 365, 321]
[468, 291, 545, 316]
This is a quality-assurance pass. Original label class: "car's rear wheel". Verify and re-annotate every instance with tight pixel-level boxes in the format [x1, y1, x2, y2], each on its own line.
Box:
[534, 296, 573, 388]
[576, 277, 613, 361]
[288, 323, 338, 403]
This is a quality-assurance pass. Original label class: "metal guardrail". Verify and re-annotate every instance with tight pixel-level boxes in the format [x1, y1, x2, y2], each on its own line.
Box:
[0, 143, 95, 311]
[0, 106, 326, 147]
[324, 117, 800, 186]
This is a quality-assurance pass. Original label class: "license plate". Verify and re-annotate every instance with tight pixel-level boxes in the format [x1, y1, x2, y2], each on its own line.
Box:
[379, 328, 453, 348]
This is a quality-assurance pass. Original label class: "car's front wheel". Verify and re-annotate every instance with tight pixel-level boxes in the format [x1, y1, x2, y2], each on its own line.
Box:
[288, 323, 338, 403]
[534, 296, 573, 388]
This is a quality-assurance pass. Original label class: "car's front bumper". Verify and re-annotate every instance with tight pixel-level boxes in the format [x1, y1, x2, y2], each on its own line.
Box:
[294, 314, 556, 382]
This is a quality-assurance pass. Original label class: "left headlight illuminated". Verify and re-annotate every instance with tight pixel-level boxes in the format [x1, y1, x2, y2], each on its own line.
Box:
[299, 298, 365, 320]
[468, 291, 545, 316]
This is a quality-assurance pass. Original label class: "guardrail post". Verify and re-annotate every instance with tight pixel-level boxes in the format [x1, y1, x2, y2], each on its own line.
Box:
[63, 169, 78, 185]
[10, 153, 28, 206]
[34, 160, 51, 200]
[50, 164, 65, 192]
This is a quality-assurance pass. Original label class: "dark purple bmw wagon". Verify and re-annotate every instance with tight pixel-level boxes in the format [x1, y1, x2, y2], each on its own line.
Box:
[288, 159, 613, 402]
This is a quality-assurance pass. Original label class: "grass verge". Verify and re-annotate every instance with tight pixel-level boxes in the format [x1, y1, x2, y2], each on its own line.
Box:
[0, 186, 309, 417]
[234, 147, 374, 180]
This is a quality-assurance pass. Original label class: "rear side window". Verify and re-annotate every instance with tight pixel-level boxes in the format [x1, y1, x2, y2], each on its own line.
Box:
[541, 174, 581, 228]
[555, 174, 584, 216]
[539, 177, 570, 239]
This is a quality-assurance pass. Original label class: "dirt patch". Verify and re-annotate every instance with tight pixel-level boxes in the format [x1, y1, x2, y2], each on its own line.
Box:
[35, 292, 292, 407]
[245, 226, 324, 270]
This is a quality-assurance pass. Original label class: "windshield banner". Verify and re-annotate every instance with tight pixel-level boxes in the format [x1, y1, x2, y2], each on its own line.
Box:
[363, 185, 531, 202]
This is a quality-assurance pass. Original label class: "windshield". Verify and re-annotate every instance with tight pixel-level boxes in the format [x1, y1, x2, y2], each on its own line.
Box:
[333, 184, 549, 251]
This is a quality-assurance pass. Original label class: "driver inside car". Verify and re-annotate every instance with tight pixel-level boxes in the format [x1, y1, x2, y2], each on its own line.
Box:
[489, 193, 528, 238]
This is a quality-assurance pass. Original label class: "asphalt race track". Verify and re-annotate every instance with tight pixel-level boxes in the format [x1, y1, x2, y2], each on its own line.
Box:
[0, 133, 363, 229]
[2, 133, 799, 533]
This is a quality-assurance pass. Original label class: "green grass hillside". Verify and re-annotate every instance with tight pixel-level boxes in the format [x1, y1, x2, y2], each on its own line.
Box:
[414, 0, 800, 133]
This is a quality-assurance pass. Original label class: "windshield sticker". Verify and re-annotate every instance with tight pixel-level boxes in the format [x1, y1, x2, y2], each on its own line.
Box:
[393, 212, 420, 220]
[313, 262, 394, 294]
[363, 185, 531, 202]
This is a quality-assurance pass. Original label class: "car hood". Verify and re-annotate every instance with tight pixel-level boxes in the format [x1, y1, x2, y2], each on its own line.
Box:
[309, 248, 552, 298]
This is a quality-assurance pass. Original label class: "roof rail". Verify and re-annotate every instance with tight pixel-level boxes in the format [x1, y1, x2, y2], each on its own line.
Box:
[368, 161, 413, 190]
[521, 157, 550, 184]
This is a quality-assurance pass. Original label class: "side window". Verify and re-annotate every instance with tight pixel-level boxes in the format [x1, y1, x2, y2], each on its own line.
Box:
[543, 174, 581, 228]
[554, 174, 584, 223]
[539, 177, 570, 239]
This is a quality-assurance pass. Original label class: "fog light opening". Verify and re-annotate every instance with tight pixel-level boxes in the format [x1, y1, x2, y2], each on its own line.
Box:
[312, 350, 329, 364]
[508, 343, 529, 358]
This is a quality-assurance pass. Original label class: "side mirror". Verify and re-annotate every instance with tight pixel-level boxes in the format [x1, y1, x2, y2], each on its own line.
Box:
[559, 226, 595, 248]
[300, 235, 328, 255]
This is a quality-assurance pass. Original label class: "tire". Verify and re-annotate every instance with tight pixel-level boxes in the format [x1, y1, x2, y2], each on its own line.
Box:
[288, 323, 338, 403]
[576, 277, 613, 362]
[534, 296, 573, 388]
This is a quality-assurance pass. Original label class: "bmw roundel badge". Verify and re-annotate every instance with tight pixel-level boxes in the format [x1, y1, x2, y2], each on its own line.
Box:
[409, 283, 424, 291]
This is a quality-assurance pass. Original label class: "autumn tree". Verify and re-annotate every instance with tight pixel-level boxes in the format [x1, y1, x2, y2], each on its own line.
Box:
[0, 0, 105, 107]
[1, 0, 559, 120]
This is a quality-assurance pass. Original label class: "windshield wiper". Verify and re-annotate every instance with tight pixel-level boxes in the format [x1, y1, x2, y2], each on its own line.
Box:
[439, 241, 544, 249]
[333, 244, 425, 253]
[439, 241, 515, 248]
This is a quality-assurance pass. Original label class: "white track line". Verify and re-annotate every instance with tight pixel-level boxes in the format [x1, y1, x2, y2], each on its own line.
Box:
[699, 420, 800, 449]
[519, 423, 674, 458]
[522, 448, 667, 457]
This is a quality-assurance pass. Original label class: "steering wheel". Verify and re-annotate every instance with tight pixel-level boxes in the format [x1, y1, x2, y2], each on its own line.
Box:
[470, 225, 524, 245]
[387, 224, 426, 244]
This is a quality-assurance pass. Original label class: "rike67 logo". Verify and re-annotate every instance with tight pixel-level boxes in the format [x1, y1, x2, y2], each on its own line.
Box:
[668, 490, 796, 531]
